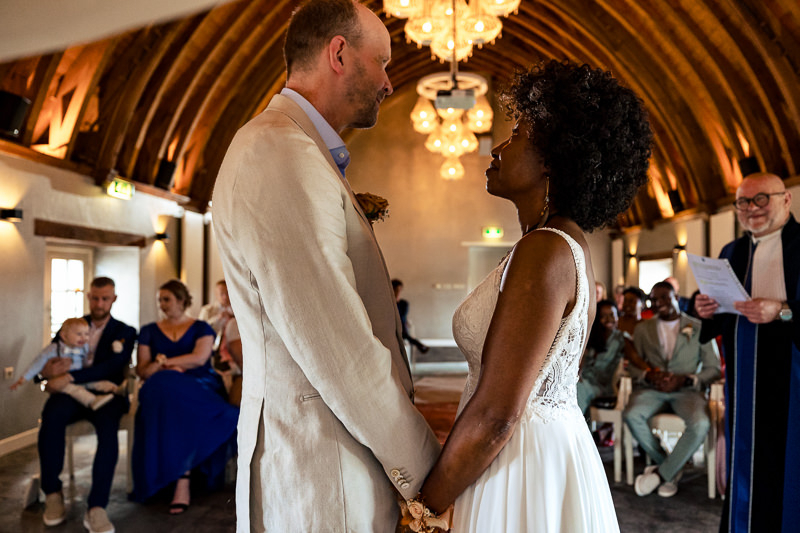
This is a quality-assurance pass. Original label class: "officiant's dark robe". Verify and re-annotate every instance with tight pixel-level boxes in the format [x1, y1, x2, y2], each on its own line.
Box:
[700, 214, 800, 533]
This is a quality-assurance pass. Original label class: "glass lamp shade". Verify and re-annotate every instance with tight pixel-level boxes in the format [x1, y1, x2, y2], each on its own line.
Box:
[436, 106, 465, 120]
[431, 0, 469, 18]
[441, 139, 466, 157]
[424, 126, 445, 153]
[459, 129, 479, 153]
[411, 95, 438, 124]
[467, 95, 493, 121]
[483, 0, 521, 17]
[405, 16, 448, 46]
[430, 34, 473, 63]
[467, 117, 492, 133]
[384, 0, 423, 18]
[466, 95, 493, 132]
[413, 117, 438, 134]
[441, 157, 465, 180]
[460, 12, 502, 45]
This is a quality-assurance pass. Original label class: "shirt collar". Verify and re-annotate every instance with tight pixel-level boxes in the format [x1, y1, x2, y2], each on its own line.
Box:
[281, 88, 347, 151]
[751, 227, 783, 245]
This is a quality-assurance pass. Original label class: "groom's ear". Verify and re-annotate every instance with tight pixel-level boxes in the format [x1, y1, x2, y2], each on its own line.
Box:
[328, 36, 347, 75]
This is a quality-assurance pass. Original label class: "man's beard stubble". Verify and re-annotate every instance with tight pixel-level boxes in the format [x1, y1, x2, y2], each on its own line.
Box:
[345, 59, 381, 129]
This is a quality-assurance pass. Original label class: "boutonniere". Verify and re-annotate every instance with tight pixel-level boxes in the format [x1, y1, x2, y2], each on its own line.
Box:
[112, 340, 124, 353]
[680, 324, 694, 339]
[355, 192, 389, 225]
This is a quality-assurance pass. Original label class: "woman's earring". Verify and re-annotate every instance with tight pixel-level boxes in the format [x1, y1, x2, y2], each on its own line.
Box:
[538, 175, 550, 223]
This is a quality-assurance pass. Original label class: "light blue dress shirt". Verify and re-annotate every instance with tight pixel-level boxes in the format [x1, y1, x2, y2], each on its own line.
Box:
[280, 88, 350, 176]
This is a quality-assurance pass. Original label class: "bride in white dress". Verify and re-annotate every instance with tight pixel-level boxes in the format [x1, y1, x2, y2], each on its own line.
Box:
[405, 61, 653, 533]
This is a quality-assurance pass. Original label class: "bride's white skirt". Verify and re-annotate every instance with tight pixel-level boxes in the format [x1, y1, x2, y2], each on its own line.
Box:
[452, 410, 620, 533]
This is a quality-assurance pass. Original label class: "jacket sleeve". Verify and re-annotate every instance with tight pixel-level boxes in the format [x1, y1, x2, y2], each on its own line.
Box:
[630, 323, 648, 384]
[699, 316, 725, 344]
[70, 323, 136, 384]
[225, 126, 439, 498]
[696, 337, 722, 387]
[23, 343, 59, 381]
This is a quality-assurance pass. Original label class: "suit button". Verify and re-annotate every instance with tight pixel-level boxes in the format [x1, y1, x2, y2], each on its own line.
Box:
[401, 482, 410, 489]
[390, 469, 401, 478]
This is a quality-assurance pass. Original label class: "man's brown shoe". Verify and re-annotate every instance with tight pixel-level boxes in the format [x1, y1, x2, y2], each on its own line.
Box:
[43, 492, 66, 526]
[83, 507, 115, 533]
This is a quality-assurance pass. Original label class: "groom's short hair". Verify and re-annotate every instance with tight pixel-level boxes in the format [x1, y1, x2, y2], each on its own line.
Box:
[284, 0, 363, 77]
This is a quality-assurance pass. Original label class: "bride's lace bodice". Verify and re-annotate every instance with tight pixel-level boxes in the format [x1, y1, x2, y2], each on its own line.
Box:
[452, 228, 589, 423]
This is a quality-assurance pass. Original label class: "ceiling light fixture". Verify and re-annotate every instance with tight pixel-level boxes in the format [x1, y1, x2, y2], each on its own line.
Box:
[385, 0, 520, 63]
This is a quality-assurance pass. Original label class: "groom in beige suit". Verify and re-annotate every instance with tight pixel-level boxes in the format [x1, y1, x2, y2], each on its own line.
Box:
[211, 1, 440, 531]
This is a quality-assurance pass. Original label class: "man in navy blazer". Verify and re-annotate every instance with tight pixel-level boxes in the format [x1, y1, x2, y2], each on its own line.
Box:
[37, 277, 136, 532]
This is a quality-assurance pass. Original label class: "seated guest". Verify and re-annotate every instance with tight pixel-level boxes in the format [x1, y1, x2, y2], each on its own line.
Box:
[624, 281, 721, 498]
[131, 280, 239, 513]
[664, 276, 691, 314]
[613, 284, 626, 311]
[617, 287, 650, 370]
[219, 315, 243, 407]
[595, 280, 607, 302]
[11, 317, 116, 410]
[33, 277, 136, 533]
[198, 279, 233, 337]
[618, 286, 645, 337]
[577, 300, 625, 415]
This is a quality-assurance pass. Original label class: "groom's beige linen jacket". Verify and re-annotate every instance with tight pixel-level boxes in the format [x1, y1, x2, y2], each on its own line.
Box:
[212, 94, 440, 532]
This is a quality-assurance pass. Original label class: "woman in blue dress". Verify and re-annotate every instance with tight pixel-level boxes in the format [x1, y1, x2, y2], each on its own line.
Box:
[131, 280, 238, 513]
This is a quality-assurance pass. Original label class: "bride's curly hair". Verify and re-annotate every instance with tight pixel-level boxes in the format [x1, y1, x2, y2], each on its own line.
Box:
[501, 60, 653, 231]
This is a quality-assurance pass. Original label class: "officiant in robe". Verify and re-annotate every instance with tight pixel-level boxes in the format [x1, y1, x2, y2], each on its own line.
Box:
[696, 173, 800, 533]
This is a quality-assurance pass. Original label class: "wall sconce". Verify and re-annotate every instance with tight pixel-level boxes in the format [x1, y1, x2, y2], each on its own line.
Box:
[673, 244, 686, 253]
[624, 251, 637, 260]
[0, 208, 23, 222]
[154, 232, 170, 242]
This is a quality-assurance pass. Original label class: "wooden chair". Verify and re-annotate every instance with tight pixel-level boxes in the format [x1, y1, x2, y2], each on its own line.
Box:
[589, 374, 633, 483]
[622, 381, 725, 498]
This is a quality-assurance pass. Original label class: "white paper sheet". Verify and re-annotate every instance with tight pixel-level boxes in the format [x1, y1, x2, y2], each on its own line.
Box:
[687, 253, 750, 315]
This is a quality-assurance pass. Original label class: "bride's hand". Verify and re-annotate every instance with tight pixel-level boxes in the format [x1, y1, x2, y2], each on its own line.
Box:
[396, 498, 452, 532]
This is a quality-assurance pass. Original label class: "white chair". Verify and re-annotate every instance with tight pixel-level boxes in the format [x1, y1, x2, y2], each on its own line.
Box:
[623, 381, 724, 498]
[589, 374, 633, 483]
[25, 369, 139, 507]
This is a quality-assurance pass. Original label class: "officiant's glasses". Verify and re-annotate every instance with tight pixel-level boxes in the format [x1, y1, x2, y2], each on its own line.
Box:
[734, 192, 786, 210]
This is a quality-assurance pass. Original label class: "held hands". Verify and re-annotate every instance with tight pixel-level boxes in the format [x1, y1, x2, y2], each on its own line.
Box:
[157, 354, 185, 373]
[645, 369, 686, 393]
[397, 497, 452, 532]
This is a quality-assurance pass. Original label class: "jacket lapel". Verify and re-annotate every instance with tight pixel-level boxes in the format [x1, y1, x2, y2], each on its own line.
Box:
[646, 319, 668, 367]
[267, 95, 371, 228]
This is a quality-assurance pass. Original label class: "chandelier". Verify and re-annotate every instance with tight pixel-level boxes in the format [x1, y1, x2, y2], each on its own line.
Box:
[411, 71, 493, 179]
[384, 0, 520, 63]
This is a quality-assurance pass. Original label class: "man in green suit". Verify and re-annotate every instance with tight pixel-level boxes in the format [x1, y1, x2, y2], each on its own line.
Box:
[624, 281, 721, 498]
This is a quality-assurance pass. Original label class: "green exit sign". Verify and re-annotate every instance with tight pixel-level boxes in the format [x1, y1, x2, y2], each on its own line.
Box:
[106, 177, 134, 200]
[482, 226, 503, 239]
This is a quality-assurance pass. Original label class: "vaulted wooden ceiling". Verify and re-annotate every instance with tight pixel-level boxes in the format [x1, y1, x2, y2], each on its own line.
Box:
[1, 0, 798, 228]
